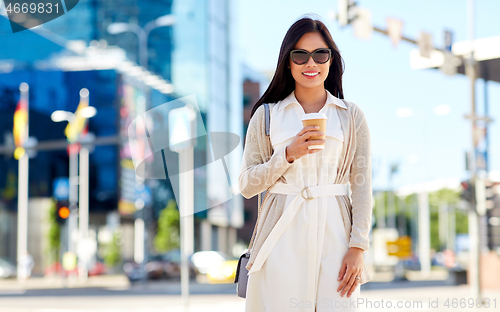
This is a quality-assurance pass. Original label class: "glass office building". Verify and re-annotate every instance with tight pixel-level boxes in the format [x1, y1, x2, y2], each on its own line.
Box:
[41, 0, 174, 81]
[171, 0, 244, 254]
[0, 0, 245, 272]
[40, 0, 245, 254]
[0, 58, 175, 274]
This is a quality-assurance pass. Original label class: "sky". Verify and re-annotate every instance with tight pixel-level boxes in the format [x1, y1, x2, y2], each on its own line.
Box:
[236, 0, 500, 191]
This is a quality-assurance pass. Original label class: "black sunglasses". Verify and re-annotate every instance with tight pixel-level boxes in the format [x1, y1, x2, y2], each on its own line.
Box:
[289, 48, 332, 65]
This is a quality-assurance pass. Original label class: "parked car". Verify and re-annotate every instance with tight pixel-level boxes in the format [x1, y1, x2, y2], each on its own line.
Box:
[162, 249, 198, 280]
[191, 250, 231, 275]
[0, 257, 17, 279]
[123, 249, 197, 282]
[206, 258, 239, 284]
[191, 250, 239, 284]
[44, 260, 107, 277]
[88, 261, 107, 276]
[123, 260, 146, 282]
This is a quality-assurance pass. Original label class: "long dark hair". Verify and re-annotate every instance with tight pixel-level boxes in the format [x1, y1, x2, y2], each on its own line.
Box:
[250, 17, 345, 119]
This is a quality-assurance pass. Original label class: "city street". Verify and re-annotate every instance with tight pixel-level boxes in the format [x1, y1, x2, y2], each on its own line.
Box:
[0, 276, 499, 312]
[1, 1, 500, 312]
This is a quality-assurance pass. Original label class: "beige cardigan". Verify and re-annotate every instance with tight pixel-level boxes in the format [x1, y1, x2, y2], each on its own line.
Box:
[238, 99, 373, 284]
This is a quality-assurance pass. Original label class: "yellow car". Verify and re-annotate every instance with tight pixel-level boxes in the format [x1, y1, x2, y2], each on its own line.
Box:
[206, 259, 239, 284]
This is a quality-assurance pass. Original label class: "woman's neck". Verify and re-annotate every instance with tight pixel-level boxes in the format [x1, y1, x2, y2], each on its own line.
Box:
[294, 85, 327, 114]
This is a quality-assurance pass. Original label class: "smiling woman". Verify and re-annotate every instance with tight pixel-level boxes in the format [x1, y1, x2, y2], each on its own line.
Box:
[249, 16, 345, 119]
[240, 14, 372, 312]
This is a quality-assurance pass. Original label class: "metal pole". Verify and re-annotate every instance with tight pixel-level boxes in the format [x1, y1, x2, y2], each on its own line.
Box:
[16, 83, 29, 282]
[466, 0, 481, 299]
[78, 146, 89, 281]
[17, 154, 28, 282]
[68, 144, 79, 281]
[78, 89, 91, 282]
[418, 191, 431, 276]
[133, 217, 144, 264]
[376, 192, 385, 229]
[439, 201, 448, 250]
[133, 95, 147, 287]
[483, 68, 490, 173]
[180, 145, 194, 311]
[395, 196, 407, 280]
[388, 174, 396, 229]
[138, 29, 148, 69]
[448, 205, 456, 252]
[397, 196, 406, 236]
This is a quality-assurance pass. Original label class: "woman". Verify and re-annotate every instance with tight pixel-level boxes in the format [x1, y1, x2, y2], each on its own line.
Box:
[238, 16, 372, 312]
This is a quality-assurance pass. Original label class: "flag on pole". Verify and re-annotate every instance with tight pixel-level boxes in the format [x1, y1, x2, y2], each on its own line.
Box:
[418, 31, 433, 58]
[13, 90, 29, 160]
[352, 7, 373, 41]
[13, 96, 28, 147]
[65, 97, 89, 143]
[386, 17, 404, 48]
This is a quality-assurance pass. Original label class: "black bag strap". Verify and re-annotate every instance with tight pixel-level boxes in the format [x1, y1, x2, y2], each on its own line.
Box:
[264, 103, 270, 136]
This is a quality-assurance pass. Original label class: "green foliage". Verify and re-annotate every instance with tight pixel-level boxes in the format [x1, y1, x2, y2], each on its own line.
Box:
[45, 197, 60, 266]
[428, 188, 465, 250]
[430, 210, 440, 251]
[103, 229, 122, 268]
[429, 188, 460, 206]
[374, 187, 468, 252]
[454, 210, 469, 234]
[430, 187, 468, 234]
[154, 199, 180, 253]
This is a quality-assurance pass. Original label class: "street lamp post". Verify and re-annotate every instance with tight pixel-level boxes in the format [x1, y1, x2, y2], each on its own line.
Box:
[15, 82, 29, 282]
[51, 88, 96, 282]
[107, 14, 176, 69]
[465, 0, 482, 300]
[396, 106, 451, 277]
[107, 14, 175, 287]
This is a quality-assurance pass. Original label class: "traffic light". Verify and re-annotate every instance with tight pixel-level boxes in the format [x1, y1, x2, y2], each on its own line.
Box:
[486, 182, 500, 252]
[56, 200, 70, 225]
[487, 205, 500, 252]
[338, 0, 358, 27]
[460, 179, 475, 204]
[485, 180, 495, 209]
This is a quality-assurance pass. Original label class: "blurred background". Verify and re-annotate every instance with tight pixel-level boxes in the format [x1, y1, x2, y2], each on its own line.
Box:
[0, 0, 499, 311]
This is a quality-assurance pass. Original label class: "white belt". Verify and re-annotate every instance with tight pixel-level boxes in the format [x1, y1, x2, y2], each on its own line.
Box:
[248, 182, 349, 301]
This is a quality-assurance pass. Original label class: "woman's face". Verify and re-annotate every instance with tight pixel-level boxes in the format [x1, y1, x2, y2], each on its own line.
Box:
[289, 32, 332, 90]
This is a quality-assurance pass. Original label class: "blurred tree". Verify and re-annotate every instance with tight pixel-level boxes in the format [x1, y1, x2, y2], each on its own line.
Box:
[1, 170, 17, 202]
[154, 199, 180, 253]
[103, 229, 122, 269]
[373, 188, 468, 252]
[45, 197, 61, 266]
[429, 188, 465, 251]
[455, 210, 469, 234]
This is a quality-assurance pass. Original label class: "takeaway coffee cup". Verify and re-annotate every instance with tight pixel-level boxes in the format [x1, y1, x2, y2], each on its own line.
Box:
[301, 113, 327, 150]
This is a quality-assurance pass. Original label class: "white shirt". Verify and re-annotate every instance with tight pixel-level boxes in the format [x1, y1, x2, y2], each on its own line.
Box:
[270, 89, 346, 165]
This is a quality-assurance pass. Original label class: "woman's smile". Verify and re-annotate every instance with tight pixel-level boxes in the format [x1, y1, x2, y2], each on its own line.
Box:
[302, 71, 320, 79]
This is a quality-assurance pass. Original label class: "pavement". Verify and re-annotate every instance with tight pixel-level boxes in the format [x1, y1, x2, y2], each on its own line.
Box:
[0, 269, 451, 290]
[0, 274, 499, 312]
[0, 274, 131, 290]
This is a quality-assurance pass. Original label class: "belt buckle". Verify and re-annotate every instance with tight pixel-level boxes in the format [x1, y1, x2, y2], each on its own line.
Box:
[301, 186, 313, 200]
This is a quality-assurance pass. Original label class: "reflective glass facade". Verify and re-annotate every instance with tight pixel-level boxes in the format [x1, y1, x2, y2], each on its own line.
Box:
[0, 69, 172, 216]
[40, 0, 174, 80]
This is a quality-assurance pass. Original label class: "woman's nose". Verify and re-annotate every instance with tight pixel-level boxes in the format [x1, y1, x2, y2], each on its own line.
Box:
[305, 55, 317, 66]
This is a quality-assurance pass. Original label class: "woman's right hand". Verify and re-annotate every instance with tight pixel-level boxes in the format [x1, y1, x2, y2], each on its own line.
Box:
[285, 125, 325, 163]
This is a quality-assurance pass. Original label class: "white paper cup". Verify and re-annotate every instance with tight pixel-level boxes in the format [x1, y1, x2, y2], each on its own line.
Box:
[301, 113, 327, 150]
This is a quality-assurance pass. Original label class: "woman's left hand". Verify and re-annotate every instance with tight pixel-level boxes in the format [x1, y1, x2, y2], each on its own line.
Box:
[337, 247, 364, 298]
